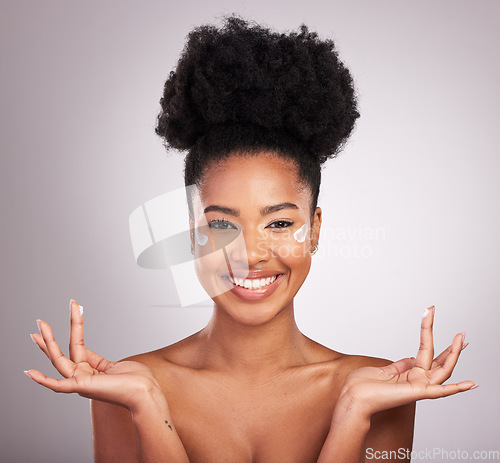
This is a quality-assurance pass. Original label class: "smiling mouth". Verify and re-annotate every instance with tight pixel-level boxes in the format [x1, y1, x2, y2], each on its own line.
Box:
[221, 274, 284, 290]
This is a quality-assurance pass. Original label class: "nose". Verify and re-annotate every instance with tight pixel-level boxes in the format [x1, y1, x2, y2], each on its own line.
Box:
[226, 225, 271, 267]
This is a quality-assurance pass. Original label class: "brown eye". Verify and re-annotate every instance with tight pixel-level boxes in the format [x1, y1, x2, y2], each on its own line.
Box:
[208, 219, 237, 230]
[267, 220, 294, 229]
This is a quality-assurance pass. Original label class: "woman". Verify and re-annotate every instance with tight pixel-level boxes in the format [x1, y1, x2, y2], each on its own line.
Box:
[25, 15, 476, 462]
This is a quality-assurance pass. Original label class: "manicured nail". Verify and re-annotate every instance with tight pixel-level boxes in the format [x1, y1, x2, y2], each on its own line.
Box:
[79, 304, 84, 316]
[462, 342, 469, 350]
[422, 307, 433, 318]
[462, 332, 466, 344]
[24, 370, 32, 378]
[29, 334, 37, 345]
[470, 384, 479, 390]
[36, 319, 42, 333]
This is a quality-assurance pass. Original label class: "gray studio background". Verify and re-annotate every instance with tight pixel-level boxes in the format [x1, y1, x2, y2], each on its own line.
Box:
[1, 1, 498, 461]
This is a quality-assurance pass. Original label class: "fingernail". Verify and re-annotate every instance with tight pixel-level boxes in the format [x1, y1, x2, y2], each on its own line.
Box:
[29, 334, 37, 345]
[36, 319, 42, 333]
[69, 299, 74, 311]
[422, 308, 430, 319]
[79, 304, 84, 316]
[462, 331, 466, 344]
[24, 370, 32, 378]
[462, 342, 469, 350]
[470, 384, 479, 390]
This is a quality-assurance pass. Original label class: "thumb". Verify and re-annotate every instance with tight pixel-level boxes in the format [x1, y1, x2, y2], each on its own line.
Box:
[381, 357, 416, 376]
[85, 349, 117, 371]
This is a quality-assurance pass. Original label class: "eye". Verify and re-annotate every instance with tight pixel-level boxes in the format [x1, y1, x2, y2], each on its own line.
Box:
[208, 219, 238, 230]
[267, 220, 294, 229]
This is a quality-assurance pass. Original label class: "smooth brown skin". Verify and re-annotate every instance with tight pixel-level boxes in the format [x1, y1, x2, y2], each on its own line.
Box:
[94, 152, 413, 462]
[27, 152, 475, 462]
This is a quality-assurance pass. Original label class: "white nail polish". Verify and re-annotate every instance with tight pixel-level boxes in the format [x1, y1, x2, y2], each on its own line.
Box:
[79, 305, 84, 316]
[422, 308, 429, 319]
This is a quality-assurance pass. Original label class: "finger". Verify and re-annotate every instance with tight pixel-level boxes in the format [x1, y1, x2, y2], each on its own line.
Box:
[432, 332, 467, 369]
[30, 333, 49, 358]
[69, 299, 87, 364]
[85, 349, 117, 372]
[420, 380, 478, 400]
[432, 338, 469, 370]
[24, 368, 82, 394]
[415, 306, 435, 370]
[381, 357, 416, 376]
[430, 332, 465, 384]
[34, 332, 113, 373]
[37, 319, 75, 377]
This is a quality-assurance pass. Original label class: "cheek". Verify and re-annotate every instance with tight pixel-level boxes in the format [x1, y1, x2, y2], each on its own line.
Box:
[194, 246, 228, 277]
[193, 249, 231, 298]
[263, 227, 311, 263]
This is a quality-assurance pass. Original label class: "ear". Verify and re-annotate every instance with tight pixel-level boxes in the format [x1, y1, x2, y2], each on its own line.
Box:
[310, 206, 322, 248]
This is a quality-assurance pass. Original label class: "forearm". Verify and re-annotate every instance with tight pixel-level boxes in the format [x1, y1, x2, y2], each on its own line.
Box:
[131, 390, 190, 463]
[317, 397, 371, 463]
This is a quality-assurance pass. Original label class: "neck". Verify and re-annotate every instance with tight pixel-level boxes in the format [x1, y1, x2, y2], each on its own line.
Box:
[198, 300, 308, 378]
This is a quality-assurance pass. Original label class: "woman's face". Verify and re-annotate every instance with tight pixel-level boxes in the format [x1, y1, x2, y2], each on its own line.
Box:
[190, 151, 321, 325]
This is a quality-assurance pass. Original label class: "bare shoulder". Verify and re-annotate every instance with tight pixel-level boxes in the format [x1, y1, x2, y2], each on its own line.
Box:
[339, 353, 394, 369]
[311, 348, 395, 382]
[116, 330, 206, 391]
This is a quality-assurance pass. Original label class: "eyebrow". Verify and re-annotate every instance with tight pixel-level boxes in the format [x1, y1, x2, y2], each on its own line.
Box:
[203, 202, 299, 217]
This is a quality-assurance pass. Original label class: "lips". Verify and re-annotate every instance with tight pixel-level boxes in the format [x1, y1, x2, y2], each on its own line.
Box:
[220, 272, 285, 301]
[224, 270, 285, 280]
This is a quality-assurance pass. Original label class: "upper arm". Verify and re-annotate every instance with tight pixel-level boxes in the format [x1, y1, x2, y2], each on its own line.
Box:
[90, 398, 139, 463]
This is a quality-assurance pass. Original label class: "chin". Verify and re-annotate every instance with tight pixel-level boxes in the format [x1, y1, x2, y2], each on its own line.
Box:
[211, 290, 293, 327]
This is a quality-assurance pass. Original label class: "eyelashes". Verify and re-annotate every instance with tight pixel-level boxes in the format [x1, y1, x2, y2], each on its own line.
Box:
[207, 218, 294, 230]
[268, 220, 294, 229]
[208, 218, 237, 230]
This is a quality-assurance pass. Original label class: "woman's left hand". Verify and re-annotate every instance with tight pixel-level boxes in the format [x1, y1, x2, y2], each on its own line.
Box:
[339, 306, 477, 419]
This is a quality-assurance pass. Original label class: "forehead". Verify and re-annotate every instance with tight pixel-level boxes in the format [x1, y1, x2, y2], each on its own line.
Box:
[200, 153, 309, 208]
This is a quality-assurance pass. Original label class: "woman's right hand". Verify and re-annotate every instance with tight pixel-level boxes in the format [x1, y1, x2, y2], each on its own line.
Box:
[25, 299, 164, 414]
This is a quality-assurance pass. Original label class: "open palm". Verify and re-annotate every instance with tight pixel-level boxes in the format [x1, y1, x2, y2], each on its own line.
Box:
[342, 306, 477, 417]
[26, 300, 161, 412]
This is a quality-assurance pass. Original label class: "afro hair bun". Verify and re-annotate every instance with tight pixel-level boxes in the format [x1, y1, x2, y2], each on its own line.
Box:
[155, 14, 360, 164]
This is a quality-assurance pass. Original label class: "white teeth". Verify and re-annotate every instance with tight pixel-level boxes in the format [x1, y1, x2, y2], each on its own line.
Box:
[228, 275, 278, 289]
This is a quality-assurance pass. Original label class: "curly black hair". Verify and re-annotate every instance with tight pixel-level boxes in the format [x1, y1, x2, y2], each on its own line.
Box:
[155, 14, 359, 219]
